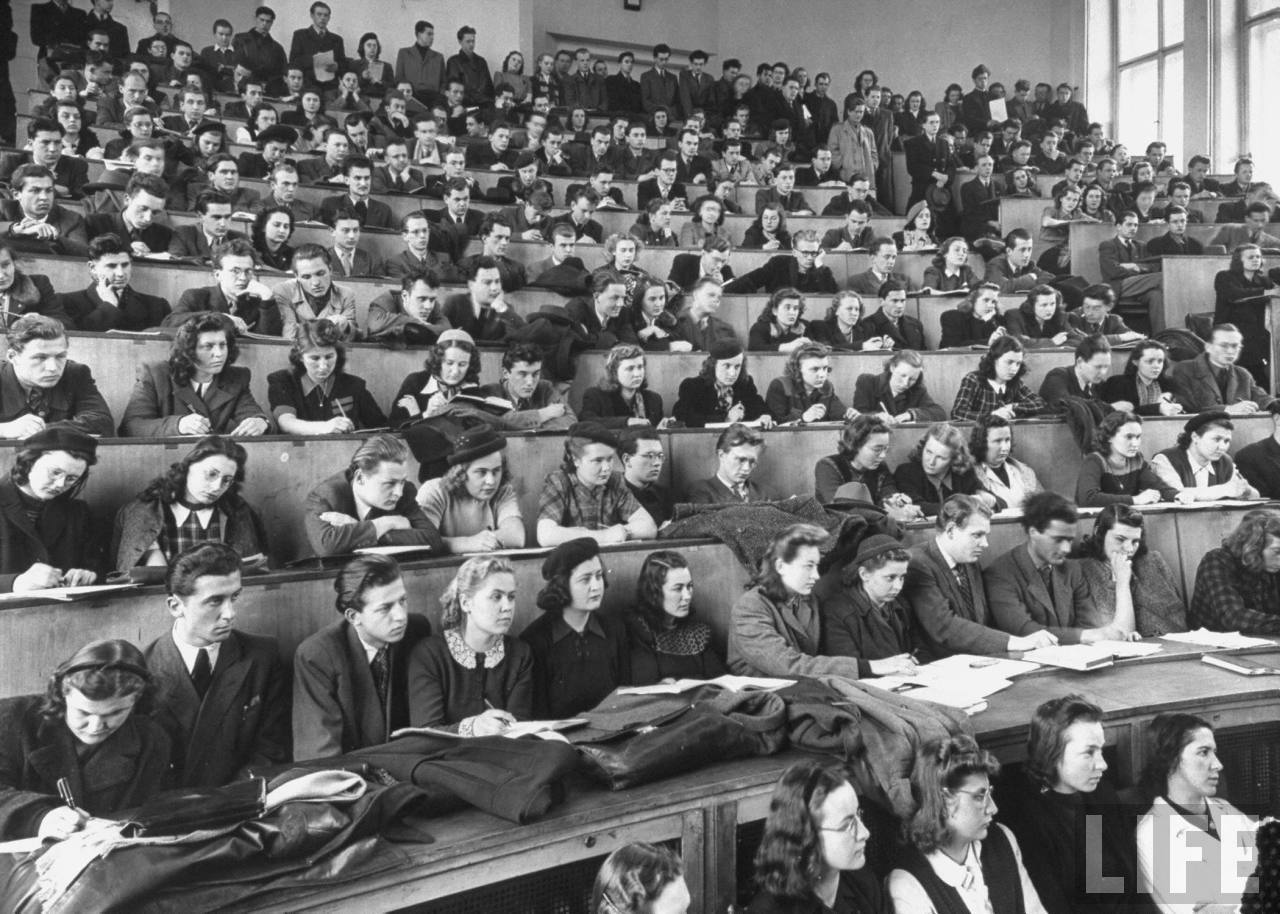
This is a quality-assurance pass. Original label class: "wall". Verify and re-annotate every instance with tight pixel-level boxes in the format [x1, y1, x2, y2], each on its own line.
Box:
[531, 0, 719, 63]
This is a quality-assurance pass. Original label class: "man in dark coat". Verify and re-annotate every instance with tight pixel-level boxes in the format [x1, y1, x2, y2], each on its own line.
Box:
[0, 314, 113, 439]
[55, 233, 170, 331]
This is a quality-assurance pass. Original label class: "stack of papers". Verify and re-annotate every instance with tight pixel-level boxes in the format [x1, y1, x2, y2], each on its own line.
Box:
[1162, 630, 1276, 649]
[617, 675, 794, 696]
[863, 654, 1039, 714]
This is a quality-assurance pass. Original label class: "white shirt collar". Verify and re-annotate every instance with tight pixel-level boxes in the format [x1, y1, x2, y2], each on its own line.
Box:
[171, 627, 221, 674]
[355, 632, 382, 665]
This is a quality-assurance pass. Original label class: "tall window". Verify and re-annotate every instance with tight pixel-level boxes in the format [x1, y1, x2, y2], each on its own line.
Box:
[1246, 1, 1280, 177]
[1114, 0, 1184, 162]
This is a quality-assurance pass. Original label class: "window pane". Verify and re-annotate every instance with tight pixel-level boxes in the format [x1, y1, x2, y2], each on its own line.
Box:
[1163, 0, 1183, 46]
[1159, 50, 1183, 163]
[1118, 0, 1159, 59]
[1246, 0, 1280, 19]
[1248, 20, 1280, 178]
[1117, 60, 1159, 152]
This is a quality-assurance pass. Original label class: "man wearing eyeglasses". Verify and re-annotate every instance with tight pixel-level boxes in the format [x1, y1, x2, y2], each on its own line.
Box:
[165, 238, 276, 333]
[636, 152, 688, 211]
[619, 428, 671, 525]
[726, 229, 836, 294]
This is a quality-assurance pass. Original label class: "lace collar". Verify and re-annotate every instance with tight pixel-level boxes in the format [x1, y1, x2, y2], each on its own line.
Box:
[445, 628, 505, 669]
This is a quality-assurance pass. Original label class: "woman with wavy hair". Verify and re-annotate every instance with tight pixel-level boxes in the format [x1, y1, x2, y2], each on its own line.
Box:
[678, 194, 727, 247]
[0, 639, 168, 839]
[625, 277, 688, 352]
[893, 422, 995, 516]
[672, 339, 772, 428]
[415, 426, 524, 554]
[969, 413, 1043, 511]
[407, 556, 533, 735]
[493, 51, 531, 106]
[1099, 340, 1185, 417]
[268, 319, 386, 435]
[746, 759, 885, 913]
[748, 288, 812, 353]
[387, 328, 482, 427]
[112, 435, 266, 572]
[742, 203, 792, 251]
[811, 291, 886, 352]
[923, 236, 982, 294]
[355, 32, 391, 96]
[765, 341, 855, 424]
[592, 842, 690, 914]
[1004, 284, 1082, 348]
[627, 550, 726, 684]
[1213, 243, 1278, 384]
[939, 281, 1008, 348]
[950, 335, 1050, 421]
[889, 736, 1047, 914]
[1190, 508, 1280, 632]
[250, 204, 295, 272]
[1076, 410, 1176, 507]
[581, 343, 667, 428]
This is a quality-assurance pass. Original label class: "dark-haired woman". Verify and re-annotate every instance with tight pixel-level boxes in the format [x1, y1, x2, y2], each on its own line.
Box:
[120, 313, 273, 437]
[520, 537, 630, 718]
[1076, 411, 1177, 507]
[970, 414, 1043, 511]
[765, 342, 855, 424]
[939, 282, 1007, 348]
[251, 205, 295, 272]
[816, 536, 919, 678]
[387, 329, 482, 427]
[1099, 340, 1186, 416]
[1004, 285, 1083, 348]
[672, 340, 773, 428]
[749, 288, 813, 352]
[0, 639, 169, 839]
[810, 292, 887, 352]
[0, 425, 100, 592]
[1150, 411, 1259, 502]
[951, 335, 1050, 421]
[268, 319, 386, 435]
[923, 236, 982, 294]
[593, 842, 691, 914]
[1214, 244, 1280, 384]
[746, 759, 887, 914]
[111, 436, 267, 572]
[813, 416, 923, 523]
[894, 422, 995, 516]
[627, 551, 727, 684]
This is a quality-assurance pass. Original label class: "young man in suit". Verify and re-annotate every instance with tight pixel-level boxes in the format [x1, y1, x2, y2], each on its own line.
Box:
[0, 165, 89, 257]
[288, 0, 345, 94]
[1098, 210, 1163, 318]
[1170, 323, 1276, 415]
[145, 544, 289, 788]
[726, 230, 837, 295]
[549, 187, 604, 244]
[0, 119, 88, 200]
[167, 190, 246, 262]
[295, 128, 350, 185]
[668, 235, 735, 291]
[0, 313, 113, 438]
[443, 255, 527, 342]
[904, 110, 960, 207]
[636, 152, 688, 212]
[820, 200, 874, 251]
[326, 209, 381, 278]
[457, 213, 527, 293]
[85, 173, 172, 255]
[56, 233, 170, 331]
[383, 210, 456, 281]
[984, 492, 1137, 644]
[754, 161, 813, 215]
[394, 20, 445, 104]
[430, 178, 485, 263]
[860, 278, 925, 350]
[846, 237, 911, 297]
[318, 156, 394, 229]
[906, 495, 1058, 658]
[164, 238, 276, 333]
[190, 154, 261, 214]
[684, 423, 777, 503]
[371, 140, 424, 194]
[293, 553, 432, 759]
[254, 161, 317, 223]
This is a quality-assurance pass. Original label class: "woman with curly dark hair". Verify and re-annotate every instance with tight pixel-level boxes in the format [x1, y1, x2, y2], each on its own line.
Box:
[520, 537, 630, 718]
[938, 282, 1007, 348]
[387, 328, 482, 427]
[624, 277, 687, 352]
[813, 415, 922, 521]
[250, 205, 295, 272]
[672, 339, 773, 428]
[742, 203, 792, 251]
[1004, 284, 1082, 348]
[1098, 340, 1186, 416]
[267, 319, 386, 435]
[592, 842, 689, 914]
[580, 343, 668, 428]
[765, 341, 855, 424]
[626, 550, 726, 685]
[749, 288, 812, 352]
[950, 335, 1050, 421]
[120, 313, 272, 437]
[0, 425, 100, 592]
[746, 759, 886, 913]
[1075, 410, 1176, 507]
[355, 32, 391, 96]
[111, 435, 267, 573]
[0, 638, 168, 839]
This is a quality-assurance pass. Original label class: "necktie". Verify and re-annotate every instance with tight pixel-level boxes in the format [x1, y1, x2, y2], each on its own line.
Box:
[735, 483, 748, 501]
[26, 387, 45, 419]
[191, 648, 212, 698]
[370, 649, 390, 707]
[954, 565, 975, 615]
[340, 252, 353, 275]
[1038, 564, 1055, 609]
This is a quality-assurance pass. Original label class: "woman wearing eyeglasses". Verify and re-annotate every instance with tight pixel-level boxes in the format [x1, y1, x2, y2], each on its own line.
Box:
[889, 735, 1047, 914]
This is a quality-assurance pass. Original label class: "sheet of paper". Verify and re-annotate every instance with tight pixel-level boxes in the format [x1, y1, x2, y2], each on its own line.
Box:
[312, 50, 335, 82]
[988, 97, 1008, 121]
[0, 584, 139, 603]
[617, 675, 794, 696]
[1021, 644, 1117, 671]
[353, 545, 433, 556]
[1162, 630, 1276, 649]
[1091, 640, 1163, 658]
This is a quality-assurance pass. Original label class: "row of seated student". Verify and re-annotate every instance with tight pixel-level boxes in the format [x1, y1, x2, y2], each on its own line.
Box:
[2, 497, 1275, 906]
[593, 698, 1256, 914]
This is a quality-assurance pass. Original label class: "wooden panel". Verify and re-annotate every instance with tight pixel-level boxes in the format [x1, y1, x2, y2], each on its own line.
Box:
[1068, 222, 1222, 286]
[1163, 254, 1230, 333]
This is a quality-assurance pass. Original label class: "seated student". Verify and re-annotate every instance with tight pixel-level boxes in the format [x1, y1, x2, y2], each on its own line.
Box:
[522, 537, 631, 718]
[251, 205, 296, 272]
[580, 343, 666, 428]
[627, 550, 727, 685]
[939, 282, 1007, 348]
[566, 272, 637, 349]
[625, 276, 688, 353]
[1077, 410, 1177, 507]
[969, 414, 1044, 511]
[1066, 285, 1145, 345]
[458, 213, 529, 294]
[549, 187, 604, 244]
[292, 554, 433, 759]
[429, 178, 487, 265]
[371, 138, 425, 194]
[765, 341, 855, 425]
[268, 320, 386, 435]
[728, 524, 864, 678]
[823, 172, 892, 218]
[292, 125, 347, 185]
[677, 195, 728, 249]
[635, 152, 688, 211]
[893, 200, 939, 253]
[414, 428, 525, 554]
[951, 335, 1050, 421]
[1072, 504, 1187, 637]
[1146, 205, 1205, 257]
[1004, 696, 1147, 914]
[1211, 201, 1280, 251]
[1236, 401, 1280, 497]
[813, 415, 921, 517]
[0, 241, 60, 326]
[187, 153, 261, 214]
[755, 161, 813, 215]
[986, 492, 1140, 643]
[164, 239, 276, 334]
[1136, 715, 1258, 914]
[143, 543, 288, 788]
[1098, 209, 1164, 318]
[85, 173, 173, 256]
[923, 236, 983, 293]
[1190, 508, 1280, 634]
[725, 230, 838, 296]
[365, 269, 450, 348]
[382, 210, 456, 281]
[0, 315, 113, 439]
[809, 291, 889, 352]
[815, 535, 920, 677]
[407, 556, 534, 733]
[271, 244, 360, 340]
[672, 339, 773, 428]
[387, 329, 482, 427]
[890, 735, 1049, 914]
[304, 433, 444, 557]
[442, 256, 528, 345]
[894, 422, 995, 517]
[740, 203, 792, 252]
[316, 156, 394, 230]
[0, 118, 89, 200]
[861, 279, 926, 350]
[1151, 411, 1259, 502]
[849, 349, 945, 425]
[254, 162, 318, 225]
[167, 190, 245, 262]
[845, 238, 909, 299]
[984, 228, 1060, 297]
[474, 343, 576, 432]
[120, 313, 272, 438]
[668, 236, 735, 291]
[1039, 333, 1122, 413]
[0, 165, 89, 258]
[0, 639, 170, 840]
[619, 429, 673, 527]
[820, 200, 875, 255]
[672, 277, 740, 352]
[1004, 284, 1083, 348]
[685, 423, 779, 504]
[1172, 322, 1275, 414]
[630, 199, 679, 248]
[536, 422, 657, 546]
[56, 234, 170, 332]
[748, 287, 815, 353]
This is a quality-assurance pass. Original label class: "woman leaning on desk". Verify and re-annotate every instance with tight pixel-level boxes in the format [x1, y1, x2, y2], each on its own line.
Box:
[267, 319, 387, 436]
[0, 639, 169, 840]
[413, 426, 525, 555]
[407, 556, 534, 736]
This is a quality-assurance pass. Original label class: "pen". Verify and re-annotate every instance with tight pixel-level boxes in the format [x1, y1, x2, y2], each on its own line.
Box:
[56, 777, 80, 813]
[483, 698, 495, 710]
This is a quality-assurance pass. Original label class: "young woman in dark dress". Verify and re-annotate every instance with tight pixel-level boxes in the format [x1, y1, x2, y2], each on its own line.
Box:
[626, 550, 727, 684]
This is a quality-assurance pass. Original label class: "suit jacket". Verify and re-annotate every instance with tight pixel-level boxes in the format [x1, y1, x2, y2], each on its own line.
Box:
[292, 616, 432, 760]
[1039, 365, 1109, 408]
[371, 164, 425, 195]
[120, 361, 273, 437]
[55, 284, 170, 332]
[640, 68, 678, 114]
[295, 156, 345, 185]
[726, 256, 837, 295]
[684, 474, 775, 504]
[166, 225, 248, 261]
[846, 269, 905, 297]
[304, 471, 444, 556]
[904, 133, 959, 187]
[667, 252, 734, 291]
[861, 309, 926, 350]
[144, 630, 290, 788]
[1169, 352, 1275, 411]
[677, 70, 714, 120]
[442, 293, 526, 343]
[0, 201, 89, 257]
[318, 195, 395, 230]
[0, 153, 89, 199]
[850, 371, 945, 421]
[579, 387, 664, 428]
[383, 248, 459, 283]
[960, 177, 1002, 235]
[0, 360, 113, 437]
[0, 477, 97, 592]
[905, 539, 1007, 658]
[164, 284, 275, 334]
[1098, 236, 1157, 286]
[636, 178, 688, 211]
[429, 209, 485, 262]
[1146, 232, 1204, 257]
[984, 544, 1093, 643]
[0, 271, 61, 323]
[85, 211, 172, 252]
[328, 247, 383, 278]
[565, 297, 639, 348]
[394, 45, 445, 94]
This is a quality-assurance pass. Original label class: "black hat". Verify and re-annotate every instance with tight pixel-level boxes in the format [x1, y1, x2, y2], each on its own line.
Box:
[853, 534, 906, 568]
[192, 120, 226, 139]
[568, 421, 619, 449]
[513, 151, 539, 170]
[541, 536, 600, 580]
[1183, 410, 1232, 435]
[22, 423, 98, 458]
[708, 338, 744, 361]
[256, 125, 298, 147]
[446, 426, 507, 466]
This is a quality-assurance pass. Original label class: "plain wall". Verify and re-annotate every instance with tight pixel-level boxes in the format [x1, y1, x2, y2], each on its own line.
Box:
[532, 0, 720, 63]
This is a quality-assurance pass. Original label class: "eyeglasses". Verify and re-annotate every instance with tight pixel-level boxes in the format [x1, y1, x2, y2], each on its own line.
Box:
[951, 786, 995, 805]
[819, 809, 867, 833]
